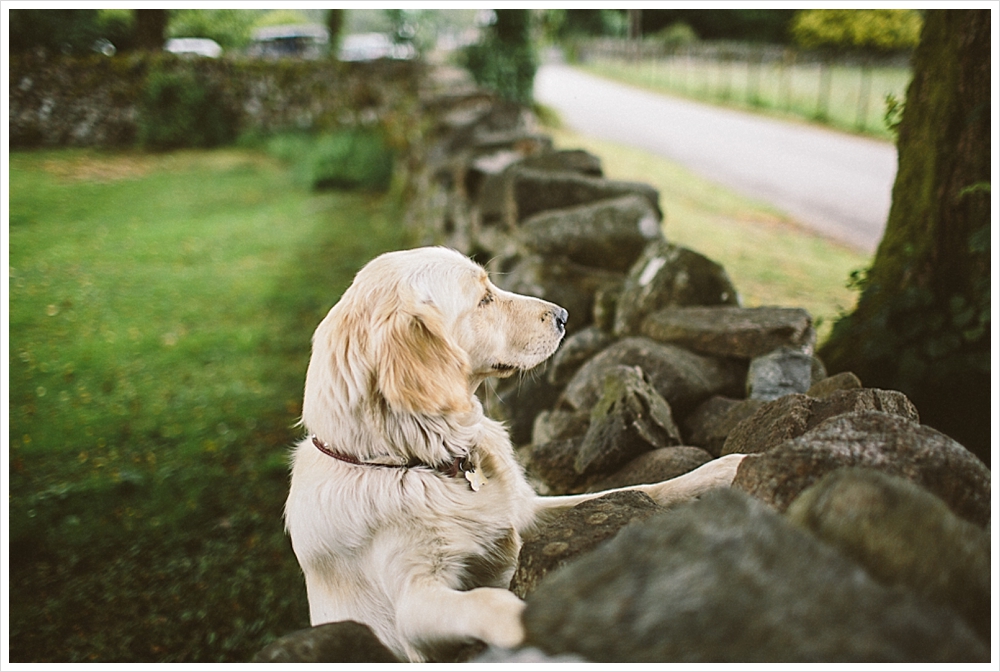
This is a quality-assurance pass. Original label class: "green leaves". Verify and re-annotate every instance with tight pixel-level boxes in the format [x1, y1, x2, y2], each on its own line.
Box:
[462, 9, 538, 104]
[138, 66, 236, 150]
[791, 9, 923, 52]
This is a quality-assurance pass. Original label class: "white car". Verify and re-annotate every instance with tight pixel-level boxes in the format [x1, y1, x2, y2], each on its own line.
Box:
[248, 24, 329, 59]
[338, 33, 415, 62]
[165, 38, 223, 58]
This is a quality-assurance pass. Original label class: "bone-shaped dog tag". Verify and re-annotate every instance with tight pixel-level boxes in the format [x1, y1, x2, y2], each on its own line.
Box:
[464, 467, 488, 492]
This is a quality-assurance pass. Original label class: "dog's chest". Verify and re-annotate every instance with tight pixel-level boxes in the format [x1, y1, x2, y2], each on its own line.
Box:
[448, 443, 530, 589]
[456, 526, 519, 590]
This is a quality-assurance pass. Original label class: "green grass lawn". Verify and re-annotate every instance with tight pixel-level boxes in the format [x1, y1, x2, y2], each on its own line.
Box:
[543, 124, 871, 343]
[8, 148, 411, 662]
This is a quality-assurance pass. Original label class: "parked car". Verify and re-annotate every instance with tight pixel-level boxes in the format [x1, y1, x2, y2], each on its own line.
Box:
[247, 24, 329, 59]
[165, 38, 223, 58]
[338, 33, 416, 62]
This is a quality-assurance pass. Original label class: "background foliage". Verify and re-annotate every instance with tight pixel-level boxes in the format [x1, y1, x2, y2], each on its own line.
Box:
[138, 67, 236, 150]
[791, 9, 923, 52]
[462, 9, 538, 105]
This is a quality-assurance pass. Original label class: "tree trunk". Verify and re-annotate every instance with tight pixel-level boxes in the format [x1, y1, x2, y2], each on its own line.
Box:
[819, 10, 991, 464]
[134, 9, 168, 51]
[327, 9, 345, 54]
[628, 9, 643, 40]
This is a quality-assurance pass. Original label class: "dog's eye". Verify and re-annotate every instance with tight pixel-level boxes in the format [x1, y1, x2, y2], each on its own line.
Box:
[479, 291, 494, 307]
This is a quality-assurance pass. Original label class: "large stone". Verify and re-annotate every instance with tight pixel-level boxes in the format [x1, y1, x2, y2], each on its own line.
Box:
[510, 491, 661, 599]
[252, 621, 401, 663]
[519, 148, 603, 176]
[732, 411, 991, 528]
[562, 337, 746, 418]
[614, 240, 740, 336]
[641, 306, 816, 359]
[436, 101, 546, 167]
[531, 409, 589, 446]
[512, 167, 662, 224]
[474, 150, 602, 224]
[591, 282, 623, 332]
[746, 346, 824, 401]
[469, 98, 531, 134]
[489, 374, 563, 447]
[806, 370, 863, 398]
[684, 396, 766, 457]
[470, 647, 587, 663]
[546, 326, 614, 387]
[574, 367, 682, 477]
[787, 468, 992, 642]
[522, 438, 587, 495]
[496, 254, 623, 334]
[517, 194, 662, 272]
[523, 489, 988, 662]
[585, 446, 714, 492]
[471, 129, 552, 155]
[721, 389, 920, 456]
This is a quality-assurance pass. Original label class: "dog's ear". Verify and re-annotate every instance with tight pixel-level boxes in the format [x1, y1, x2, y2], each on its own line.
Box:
[375, 307, 472, 416]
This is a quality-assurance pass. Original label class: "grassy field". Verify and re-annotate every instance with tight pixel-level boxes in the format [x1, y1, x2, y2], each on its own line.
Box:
[7, 130, 870, 661]
[7, 148, 411, 662]
[580, 57, 912, 140]
[543, 124, 872, 342]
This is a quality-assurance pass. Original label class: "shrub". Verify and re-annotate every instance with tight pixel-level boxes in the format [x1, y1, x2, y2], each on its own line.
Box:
[308, 129, 396, 192]
[9, 8, 102, 55]
[791, 9, 923, 53]
[263, 128, 396, 192]
[654, 22, 699, 50]
[138, 66, 236, 150]
[462, 9, 537, 104]
[463, 40, 538, 105]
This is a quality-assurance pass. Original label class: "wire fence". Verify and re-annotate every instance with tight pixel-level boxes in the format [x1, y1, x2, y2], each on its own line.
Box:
[573, 39, 914, 138]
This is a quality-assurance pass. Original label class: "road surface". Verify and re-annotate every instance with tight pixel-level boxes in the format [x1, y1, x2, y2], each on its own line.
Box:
[534, 64, 898, 254]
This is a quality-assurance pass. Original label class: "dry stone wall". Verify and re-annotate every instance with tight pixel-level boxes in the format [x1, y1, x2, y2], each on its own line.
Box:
[9, 52, 421, 148]
[257, 68, 991, 663]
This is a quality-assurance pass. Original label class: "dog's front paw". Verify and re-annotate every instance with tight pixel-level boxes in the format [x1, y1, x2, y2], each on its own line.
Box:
[475, 588, 526, 650]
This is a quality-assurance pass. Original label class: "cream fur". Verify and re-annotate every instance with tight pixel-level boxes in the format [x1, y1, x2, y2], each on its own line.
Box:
[284, 246, 745, 661]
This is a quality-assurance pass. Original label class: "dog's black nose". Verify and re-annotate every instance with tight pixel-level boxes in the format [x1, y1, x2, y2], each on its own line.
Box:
[554, 307, 568, 332]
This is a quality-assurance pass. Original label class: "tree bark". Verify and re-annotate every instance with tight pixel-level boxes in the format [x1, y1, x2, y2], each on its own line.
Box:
[819, 10, 991, 464]
[134, 9, 168, 51]
[326, 8, 345, 53]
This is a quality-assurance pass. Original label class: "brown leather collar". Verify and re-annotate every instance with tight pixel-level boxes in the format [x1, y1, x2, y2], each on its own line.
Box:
[311, 435, 466, 478]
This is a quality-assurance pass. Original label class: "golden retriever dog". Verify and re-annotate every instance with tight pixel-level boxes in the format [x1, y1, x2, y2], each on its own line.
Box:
[285, 246, 745, 661]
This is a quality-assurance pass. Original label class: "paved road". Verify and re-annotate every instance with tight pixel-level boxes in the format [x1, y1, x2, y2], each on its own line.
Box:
[534, 64, 898, 253]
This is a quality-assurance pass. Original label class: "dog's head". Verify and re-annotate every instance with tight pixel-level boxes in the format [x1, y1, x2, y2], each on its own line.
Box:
[303, 247, 567, 429]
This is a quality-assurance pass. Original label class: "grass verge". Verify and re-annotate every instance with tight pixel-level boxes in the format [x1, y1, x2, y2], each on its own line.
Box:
[579, 58, 912, 141]
[543, 124, 871, 343]
[8, 148, 411, 661]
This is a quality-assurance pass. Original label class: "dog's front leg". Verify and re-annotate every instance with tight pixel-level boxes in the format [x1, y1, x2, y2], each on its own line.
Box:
[531, 454, 747, 518]
[396, 579, 526, 660]
[635, 453, 746, 506]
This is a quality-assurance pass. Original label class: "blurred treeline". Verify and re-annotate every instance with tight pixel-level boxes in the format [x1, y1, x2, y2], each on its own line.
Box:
[9, 9, 922, 56]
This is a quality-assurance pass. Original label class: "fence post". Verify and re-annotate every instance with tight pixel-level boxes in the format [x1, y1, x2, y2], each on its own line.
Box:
[779, 49, 794, 112]
[747, 46, 762, 107]
[856, 56, 872, 131]
[720, 49, 732, 102]
[815, 52, 832, 122]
